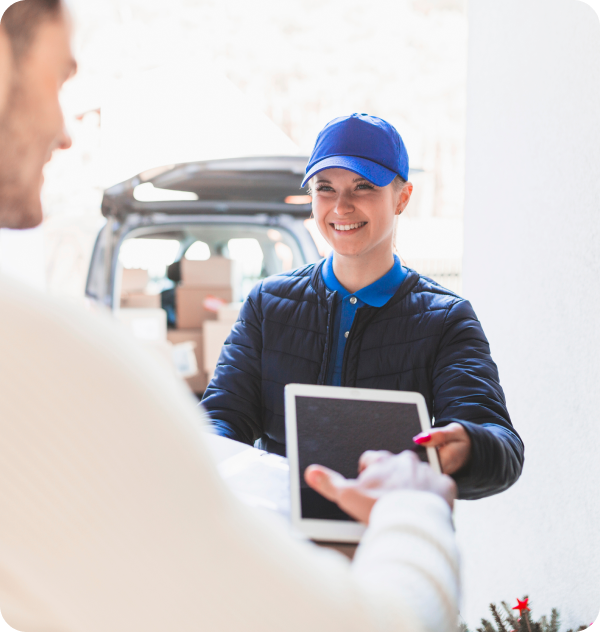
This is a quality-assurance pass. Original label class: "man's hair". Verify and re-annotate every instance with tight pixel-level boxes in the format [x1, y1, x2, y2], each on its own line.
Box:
[1, 0, 63, 61]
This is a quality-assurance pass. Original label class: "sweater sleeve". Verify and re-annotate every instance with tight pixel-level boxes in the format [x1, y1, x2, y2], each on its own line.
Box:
[0, 278, 461, 632]
[431, 299, 524, 499]
[353, 491, 460, 632]
[202, 282, 264, 445]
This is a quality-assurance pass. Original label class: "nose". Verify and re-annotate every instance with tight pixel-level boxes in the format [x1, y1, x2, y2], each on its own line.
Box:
[55, 126, 72, 151]
[334, 192, 354, 216]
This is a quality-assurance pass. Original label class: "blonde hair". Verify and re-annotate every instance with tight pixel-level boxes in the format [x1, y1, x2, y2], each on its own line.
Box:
[392, 176, 407, 253]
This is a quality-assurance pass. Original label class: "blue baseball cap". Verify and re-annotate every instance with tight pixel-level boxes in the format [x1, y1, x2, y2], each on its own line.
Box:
[302, 113, 409, 188]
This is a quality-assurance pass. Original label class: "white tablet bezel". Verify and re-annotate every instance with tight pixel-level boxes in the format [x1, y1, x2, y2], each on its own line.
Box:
[285, 384, 441, 543]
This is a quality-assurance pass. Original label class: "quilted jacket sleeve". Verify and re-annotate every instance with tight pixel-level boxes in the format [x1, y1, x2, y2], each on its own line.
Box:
[201, 283, 264, 445]
[431, 299, 524, 500]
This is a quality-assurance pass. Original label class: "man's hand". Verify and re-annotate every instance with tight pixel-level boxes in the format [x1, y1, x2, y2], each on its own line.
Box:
[413, 422, 472, 475]
[304, 451, 457, 524]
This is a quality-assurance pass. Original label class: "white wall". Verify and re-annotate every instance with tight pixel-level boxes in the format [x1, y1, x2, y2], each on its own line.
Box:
[457, 1, 600, 628]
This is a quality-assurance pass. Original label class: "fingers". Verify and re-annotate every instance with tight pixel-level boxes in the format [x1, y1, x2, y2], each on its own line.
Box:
[413, 422, 467, 447]
[437, 442, 472, 475]
[358, 450, 393, 474]
[305, 465, 375, 523]
[304, 465, 348, 504]
[334, 487, 377, 524]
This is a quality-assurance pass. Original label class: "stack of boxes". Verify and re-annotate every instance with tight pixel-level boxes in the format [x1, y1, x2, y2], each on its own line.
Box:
[118, 269, 167, 342]
[118, 260, 242, 395]
[169, 256, 241, 393]
[120, 269, 161, 308]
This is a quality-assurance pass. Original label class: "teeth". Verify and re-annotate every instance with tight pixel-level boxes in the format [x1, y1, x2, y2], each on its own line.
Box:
[333, 222, 366, 231]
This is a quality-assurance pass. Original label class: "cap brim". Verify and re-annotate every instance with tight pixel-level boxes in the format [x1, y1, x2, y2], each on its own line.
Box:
[301, 156, 398, 188]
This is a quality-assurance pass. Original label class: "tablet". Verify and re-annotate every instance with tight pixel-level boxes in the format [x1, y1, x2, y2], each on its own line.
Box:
[285, 384, 441, 543]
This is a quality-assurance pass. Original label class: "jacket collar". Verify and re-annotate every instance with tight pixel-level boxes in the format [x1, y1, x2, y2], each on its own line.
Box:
[310, 258, 420, 307]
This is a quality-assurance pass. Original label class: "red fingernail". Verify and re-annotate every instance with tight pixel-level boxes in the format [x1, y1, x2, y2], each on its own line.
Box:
[413, 433, 431, 445]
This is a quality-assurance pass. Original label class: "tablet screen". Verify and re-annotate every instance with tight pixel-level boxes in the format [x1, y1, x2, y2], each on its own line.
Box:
[295, 396, 428, 522]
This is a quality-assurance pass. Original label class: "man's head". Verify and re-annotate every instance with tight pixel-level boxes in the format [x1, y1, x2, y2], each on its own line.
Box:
[0, 0, 76, 229]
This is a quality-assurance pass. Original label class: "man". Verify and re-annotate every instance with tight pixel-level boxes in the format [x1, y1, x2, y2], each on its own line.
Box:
[0, 2, 460, 631]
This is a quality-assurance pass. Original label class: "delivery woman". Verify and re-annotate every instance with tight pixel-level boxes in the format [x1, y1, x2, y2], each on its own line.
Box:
[202, 113, 524, 499]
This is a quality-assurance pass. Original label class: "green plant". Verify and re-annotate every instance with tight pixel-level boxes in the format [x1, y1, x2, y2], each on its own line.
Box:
[460, 598, 588, 632]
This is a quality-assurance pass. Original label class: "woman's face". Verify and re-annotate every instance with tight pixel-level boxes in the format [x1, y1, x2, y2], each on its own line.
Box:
[311, 168, 412, 260]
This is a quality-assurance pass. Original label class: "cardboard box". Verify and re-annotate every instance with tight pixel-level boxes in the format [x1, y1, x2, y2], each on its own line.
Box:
[181, 257, 234, 288]
[218, 302, 242, 325]
[203, 320, 235, 380]
[121, 268, 149, 293]
[120, 293, 161, 309]
[176, 286, 233, 330]
[167, 329, 207, 394]
[117, 308, 167, 342]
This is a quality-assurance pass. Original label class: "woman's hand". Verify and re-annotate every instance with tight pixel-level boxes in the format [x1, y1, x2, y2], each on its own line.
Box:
[304, 450, 457, 524]
[413, 422, 472, 475]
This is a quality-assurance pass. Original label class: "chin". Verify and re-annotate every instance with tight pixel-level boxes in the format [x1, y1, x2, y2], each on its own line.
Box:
[18, 210, 44, 229]
[0, 195, 44, 230]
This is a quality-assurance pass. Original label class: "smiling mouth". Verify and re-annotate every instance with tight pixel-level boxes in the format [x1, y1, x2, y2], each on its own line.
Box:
[332, 222, 367, 232]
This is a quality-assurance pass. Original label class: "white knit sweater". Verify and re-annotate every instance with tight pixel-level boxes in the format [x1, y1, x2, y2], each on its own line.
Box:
[0, 275, 460, 632]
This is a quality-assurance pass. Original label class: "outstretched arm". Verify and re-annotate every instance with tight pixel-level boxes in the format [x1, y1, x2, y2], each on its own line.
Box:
[424, 299, 524, 499]
[0, 278, 461, 632]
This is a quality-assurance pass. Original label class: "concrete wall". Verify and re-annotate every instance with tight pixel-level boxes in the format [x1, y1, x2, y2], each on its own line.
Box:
[457, 1, 600, 628]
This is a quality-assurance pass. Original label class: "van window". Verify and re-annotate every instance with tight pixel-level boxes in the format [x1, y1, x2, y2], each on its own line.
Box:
[119, 238, 180, 280]
[185, 241, 211, 261]
[226, 238, 264, 299]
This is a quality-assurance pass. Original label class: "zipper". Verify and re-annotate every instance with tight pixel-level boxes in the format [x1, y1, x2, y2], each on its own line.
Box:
[340, 305, 380, 386]
[340, 308, 360, 387]
[317, 291, 336, 385]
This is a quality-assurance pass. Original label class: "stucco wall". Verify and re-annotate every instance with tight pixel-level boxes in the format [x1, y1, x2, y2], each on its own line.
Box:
[457, 0, 600, 628]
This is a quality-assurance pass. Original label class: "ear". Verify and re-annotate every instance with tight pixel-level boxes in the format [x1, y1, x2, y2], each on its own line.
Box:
[395, 182, 413, 216]
[0, 25, 12, 117]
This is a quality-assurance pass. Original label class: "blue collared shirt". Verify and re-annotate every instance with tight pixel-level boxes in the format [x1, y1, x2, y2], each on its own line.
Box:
[321, 253, 407, 386]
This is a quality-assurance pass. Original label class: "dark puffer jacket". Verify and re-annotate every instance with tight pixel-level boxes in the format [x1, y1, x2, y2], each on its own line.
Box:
[202, 260, 524, 500]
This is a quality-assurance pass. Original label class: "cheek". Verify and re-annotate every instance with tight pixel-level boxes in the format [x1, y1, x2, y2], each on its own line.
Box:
[312, 200, 330, 231]
[367, 209, 396, 240]
[30, 69, 64, 138]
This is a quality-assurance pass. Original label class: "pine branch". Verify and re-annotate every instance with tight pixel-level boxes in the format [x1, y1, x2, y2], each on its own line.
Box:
[549, 609, 560, 632]
[523, 609, 537, 632]
[490, 604, 509, 632]
[479, 618, 498, 632]
[501, 601, 520, 629]
[518, 614, 528, 632]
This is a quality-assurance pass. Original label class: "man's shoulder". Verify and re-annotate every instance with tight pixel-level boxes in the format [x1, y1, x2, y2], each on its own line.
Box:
[0, 274, 202, 421]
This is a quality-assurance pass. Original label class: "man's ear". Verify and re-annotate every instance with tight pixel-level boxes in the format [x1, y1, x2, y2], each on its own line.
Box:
[0, 25, 12, 117]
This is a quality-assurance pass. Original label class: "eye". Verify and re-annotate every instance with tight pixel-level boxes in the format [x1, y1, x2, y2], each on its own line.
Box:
[356, 182, 375, 191]
[315, 183, 334, 192]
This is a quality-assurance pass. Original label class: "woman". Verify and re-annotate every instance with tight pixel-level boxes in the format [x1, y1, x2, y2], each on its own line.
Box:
[202, 113, 524, 499]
